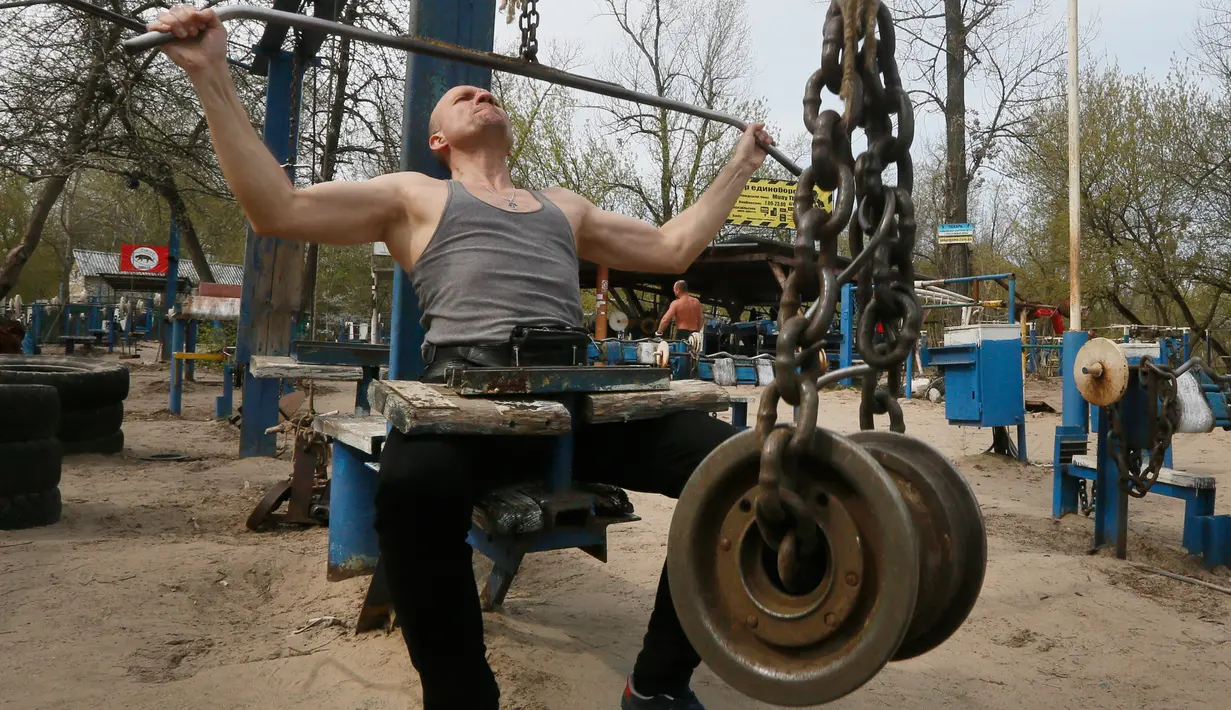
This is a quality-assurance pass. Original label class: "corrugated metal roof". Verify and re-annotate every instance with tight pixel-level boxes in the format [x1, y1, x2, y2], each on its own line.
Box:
[72, 249, 244, 286]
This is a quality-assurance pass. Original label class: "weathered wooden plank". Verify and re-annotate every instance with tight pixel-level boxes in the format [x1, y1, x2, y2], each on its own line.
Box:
[249, 355, 363, 381]
[174, 295, 241, 322]
[581, 380, 731, 424]
[370, 379, 571, 436]
[313, 414, 388, 455]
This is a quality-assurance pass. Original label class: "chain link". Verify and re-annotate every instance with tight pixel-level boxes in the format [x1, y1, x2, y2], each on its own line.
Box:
[517, 0, 540, 63]
[1103, 356, 1182, 498]
[756, 0, 920, 589]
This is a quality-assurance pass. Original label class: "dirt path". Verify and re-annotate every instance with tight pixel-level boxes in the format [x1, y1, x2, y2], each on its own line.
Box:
[2, 348, 1229, 709]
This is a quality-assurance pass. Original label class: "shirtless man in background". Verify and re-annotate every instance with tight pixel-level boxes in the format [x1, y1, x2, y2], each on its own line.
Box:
[656, 280, 703, 340]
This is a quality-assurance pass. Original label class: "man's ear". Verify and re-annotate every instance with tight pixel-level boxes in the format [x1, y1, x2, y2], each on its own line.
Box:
[428, 132, 448, 153]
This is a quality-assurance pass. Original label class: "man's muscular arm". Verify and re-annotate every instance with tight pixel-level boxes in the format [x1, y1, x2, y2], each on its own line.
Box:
[151, 6, 408, 246]
[566, 124, 773, 273]
[656, 301, 678, 336]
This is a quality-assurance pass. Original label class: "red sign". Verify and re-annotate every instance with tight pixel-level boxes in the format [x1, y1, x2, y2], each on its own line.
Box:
[120, 244, 170, 274]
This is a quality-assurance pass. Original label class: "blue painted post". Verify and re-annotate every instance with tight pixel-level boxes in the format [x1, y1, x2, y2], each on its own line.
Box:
[237, 49, 309, 458]
[185, 320, 198, 382]
[1092, 403, 1123, 553]
[550, 397, 578, 493]
[328, 442, 382, 580]
[1007, 276, 1016, 324]
[1061, 330, 1091, 432]
[216, 360, 234, 419]
[1028, 326, 1038, 374]
[169, 319, 186, 416]
[839, 282, 855, 387]
[389, 0, 497, 381]
[1182, 331, 1191, 361]
[905, 345, 914, 398]
[23, 306, 42, 355]
[106, 306, 115, 353]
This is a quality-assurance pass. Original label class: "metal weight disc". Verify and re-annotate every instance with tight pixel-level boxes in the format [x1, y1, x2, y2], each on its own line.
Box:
[608, 309, 628, 333]
[848, 431, 987, 660]
[668, 427, 920, 707]
[1074, 337, 1129, 406]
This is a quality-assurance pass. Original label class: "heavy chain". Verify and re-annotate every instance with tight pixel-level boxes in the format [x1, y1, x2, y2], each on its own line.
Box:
[755, 0, 921, 589]
[518, 0, 540, 63]
[1103, 356, 1181, 498]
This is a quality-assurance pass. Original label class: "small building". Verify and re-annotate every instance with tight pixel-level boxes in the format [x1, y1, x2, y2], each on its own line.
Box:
[69, 249, 244, 304]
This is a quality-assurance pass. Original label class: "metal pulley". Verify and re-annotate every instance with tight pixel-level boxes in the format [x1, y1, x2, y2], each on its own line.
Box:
[668, 427, 920, 707]
[1074, 337, 1129, 406]
[668, 428, 986, 707]
[847, 431, 986, 660]
[607, 309, 628, 333]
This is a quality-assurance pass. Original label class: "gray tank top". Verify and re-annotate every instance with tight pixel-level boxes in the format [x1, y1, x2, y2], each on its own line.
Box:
[412, 180, 584, 347]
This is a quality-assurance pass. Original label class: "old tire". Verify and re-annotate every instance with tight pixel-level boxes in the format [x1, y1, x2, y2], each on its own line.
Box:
[62, 430, 124, 456]
[0, 438, 62, 496]
[0, 356, 129, 408]
[0, 384, 60, 442]
[58, 403, 124, 442]
[0, 487, 62, 530]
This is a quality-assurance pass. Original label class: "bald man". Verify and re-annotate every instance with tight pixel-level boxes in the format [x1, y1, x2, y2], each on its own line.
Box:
[150, 7, 775, 709]
[656, 280, 703, 340]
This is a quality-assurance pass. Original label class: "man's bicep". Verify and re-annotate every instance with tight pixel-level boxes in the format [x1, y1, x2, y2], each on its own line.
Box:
[275, 174, 411, 246]
[574, 201, 683, 273]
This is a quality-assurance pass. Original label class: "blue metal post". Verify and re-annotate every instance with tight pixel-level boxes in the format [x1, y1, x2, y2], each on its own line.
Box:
[550, 396, 577, 493]
[1182, 331, 1191, 361]
[1061, 330, 1090, 432]
[328, 442, 382, 580]
[185, 320, 198, 381]
[389, 0, 497, 381]
[839, 282, 855, 387]
[23, 306, 42, 355]
[169, 319, 186, 416]
[1092, 404, 1122, 552]
[216, 360, 234, 419]
[1007, 276, 1016, 324]
[237, 49, 309, 458]
[904, 345, 914, 398]
[106, 306, 115, 353]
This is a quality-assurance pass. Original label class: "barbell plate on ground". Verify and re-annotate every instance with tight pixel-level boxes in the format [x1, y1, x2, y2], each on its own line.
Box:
[848, 431, 987, 660]
[668, 427, 919, 707]
[1074, 337, 1129, 406]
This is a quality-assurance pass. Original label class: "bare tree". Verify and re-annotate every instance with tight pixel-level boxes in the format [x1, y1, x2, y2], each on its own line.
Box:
[894, 0, 1065, 293]
[595, 0, 767, 227]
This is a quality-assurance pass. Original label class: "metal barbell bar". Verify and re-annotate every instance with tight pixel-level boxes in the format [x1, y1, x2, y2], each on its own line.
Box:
[121, 4, 801, 176]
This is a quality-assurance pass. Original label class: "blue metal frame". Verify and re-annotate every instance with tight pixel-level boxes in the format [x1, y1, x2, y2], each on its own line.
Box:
[328, 440, 383, 581]
[839, 282, 855, 386]
[389, 0, 498, 381]
[237, 49, 309, 458]
[169, 319, 186, 416]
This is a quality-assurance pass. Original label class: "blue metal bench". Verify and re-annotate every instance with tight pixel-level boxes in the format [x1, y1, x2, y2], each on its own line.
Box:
[313, 373, 732, 630]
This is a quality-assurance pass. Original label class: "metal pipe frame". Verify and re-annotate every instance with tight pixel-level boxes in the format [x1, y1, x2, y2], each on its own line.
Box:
[121, 5, 801, 175]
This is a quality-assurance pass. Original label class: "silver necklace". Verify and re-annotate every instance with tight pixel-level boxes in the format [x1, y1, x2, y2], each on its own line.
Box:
[484, 184, 519, 209]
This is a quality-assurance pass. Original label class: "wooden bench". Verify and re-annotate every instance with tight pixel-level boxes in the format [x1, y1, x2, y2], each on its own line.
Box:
[314, 375, 731, 631]
[1068, 454, 1225, 566]
[59, 333, 103, 355]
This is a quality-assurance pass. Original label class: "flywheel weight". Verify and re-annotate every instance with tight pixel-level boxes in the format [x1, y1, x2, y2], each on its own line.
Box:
[667, 427, 920, 708]
[848, 431, 987, 660]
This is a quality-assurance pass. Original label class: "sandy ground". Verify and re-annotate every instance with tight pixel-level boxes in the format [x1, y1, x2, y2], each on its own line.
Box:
[2, 346, 1230, 710]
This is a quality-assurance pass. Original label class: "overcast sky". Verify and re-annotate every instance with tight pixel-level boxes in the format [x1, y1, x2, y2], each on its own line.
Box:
[492, 0, 1205, 151]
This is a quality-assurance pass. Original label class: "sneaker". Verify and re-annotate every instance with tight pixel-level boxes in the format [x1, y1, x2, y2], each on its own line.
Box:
[620, 675, 705, 710]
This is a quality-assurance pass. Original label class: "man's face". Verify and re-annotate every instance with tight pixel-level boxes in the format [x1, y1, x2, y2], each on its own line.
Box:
[428, 86, 513, 163]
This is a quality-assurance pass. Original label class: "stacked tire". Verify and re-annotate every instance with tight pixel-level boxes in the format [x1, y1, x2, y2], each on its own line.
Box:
[0, 356, 129, 455]
[0, 384, 62, 529]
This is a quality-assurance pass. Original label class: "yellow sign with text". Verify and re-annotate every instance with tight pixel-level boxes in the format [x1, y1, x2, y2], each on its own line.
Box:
[726, 178, 834, 230]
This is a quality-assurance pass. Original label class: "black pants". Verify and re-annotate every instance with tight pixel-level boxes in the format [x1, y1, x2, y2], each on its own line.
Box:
[676, 329, 697, 340]
[374, 410, 736, 709]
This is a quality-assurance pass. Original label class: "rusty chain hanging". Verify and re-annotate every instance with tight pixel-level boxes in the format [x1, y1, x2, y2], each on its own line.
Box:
[517, 0, 540, 63]
[754, 0, 922, 589]
[1106, 357, 1181, 498]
